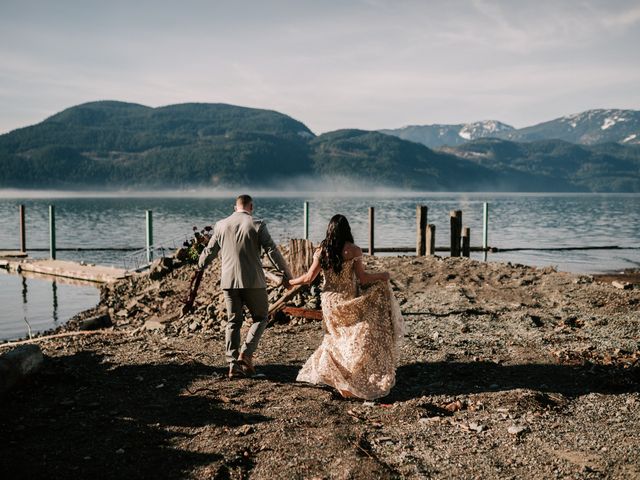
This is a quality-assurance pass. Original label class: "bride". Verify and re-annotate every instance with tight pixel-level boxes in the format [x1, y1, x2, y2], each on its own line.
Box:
[288, 214, 404, 400]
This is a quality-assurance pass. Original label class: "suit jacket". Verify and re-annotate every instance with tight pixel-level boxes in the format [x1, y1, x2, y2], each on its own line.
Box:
[197, 211, 291, 289]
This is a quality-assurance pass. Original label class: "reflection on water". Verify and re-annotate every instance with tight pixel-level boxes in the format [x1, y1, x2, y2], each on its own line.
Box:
[52, 280, 58, 324]
[0, 270, 99, 341]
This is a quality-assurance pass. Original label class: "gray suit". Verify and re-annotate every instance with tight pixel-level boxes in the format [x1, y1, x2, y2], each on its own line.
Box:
[198, 211, 291, 365]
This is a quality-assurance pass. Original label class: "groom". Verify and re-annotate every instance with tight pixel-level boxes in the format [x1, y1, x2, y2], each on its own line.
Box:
[198, 194, 292, 379]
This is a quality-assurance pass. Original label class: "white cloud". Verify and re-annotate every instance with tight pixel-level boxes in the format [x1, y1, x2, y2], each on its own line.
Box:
[602, 4, 640, 28]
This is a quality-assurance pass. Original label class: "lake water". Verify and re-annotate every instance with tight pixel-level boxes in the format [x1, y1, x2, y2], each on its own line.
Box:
[1, 191, 639, 340]
[0, 270, 100, 340]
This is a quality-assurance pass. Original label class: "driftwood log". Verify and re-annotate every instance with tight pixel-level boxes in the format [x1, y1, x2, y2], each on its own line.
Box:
[0, 329, 123, 349]
[0, 345, 44, 396]
[281, 306, 323, 320]
[77, 313, 112, 331]
[269, 284, 304, 316]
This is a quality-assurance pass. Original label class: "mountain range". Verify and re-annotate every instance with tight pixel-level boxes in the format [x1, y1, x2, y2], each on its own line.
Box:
[0, 101, 639, 192]
[381, 109, 640, 149]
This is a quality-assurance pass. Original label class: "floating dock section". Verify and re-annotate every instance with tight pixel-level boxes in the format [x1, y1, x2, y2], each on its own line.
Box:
[0, 256, 128, 283]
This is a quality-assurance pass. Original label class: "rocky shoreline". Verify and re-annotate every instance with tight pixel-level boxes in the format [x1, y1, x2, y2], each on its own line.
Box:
[1, 254, 639, 479]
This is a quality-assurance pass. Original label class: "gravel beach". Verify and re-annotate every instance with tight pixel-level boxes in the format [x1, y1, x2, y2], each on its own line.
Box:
[1, 254, 638, 479]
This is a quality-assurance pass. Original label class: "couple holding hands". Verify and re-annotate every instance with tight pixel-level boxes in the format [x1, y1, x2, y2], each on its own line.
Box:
[196, 194, 404, 400]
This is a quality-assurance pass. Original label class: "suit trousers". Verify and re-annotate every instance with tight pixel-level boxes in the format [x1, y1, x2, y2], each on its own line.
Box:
[222, 288, 269, 365]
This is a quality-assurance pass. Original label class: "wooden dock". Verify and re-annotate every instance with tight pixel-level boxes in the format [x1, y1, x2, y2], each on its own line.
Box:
[0, 258, 128, 283]
[0, 251, 28, 258]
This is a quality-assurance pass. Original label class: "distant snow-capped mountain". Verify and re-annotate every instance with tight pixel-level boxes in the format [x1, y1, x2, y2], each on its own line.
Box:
[379, 120, 515, 148]
[502, 109, 640, 145]
[458, 120, 514, 140]
[380, 109, 640, 148]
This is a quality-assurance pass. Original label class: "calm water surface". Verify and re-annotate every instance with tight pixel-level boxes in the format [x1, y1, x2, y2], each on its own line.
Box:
[0, 270, 99, 340]
[1, 191, 639, 340]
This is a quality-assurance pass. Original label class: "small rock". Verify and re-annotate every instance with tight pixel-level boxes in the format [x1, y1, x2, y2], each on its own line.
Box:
[376, 436, 394, 445]
[612, 281, 632, 290]
[444, 400, 464, 412]
[125, 299, 139, 311]
[528, 315, 543, 327]
[235, 425, 255, 436]
[144, 317, 167, 331]
[77, 313, 112, 331]
[115, 448, 125, 454]
[507, 425, 528, 436]
[468, 422, 485, 433]
[419, 416, 442, 424]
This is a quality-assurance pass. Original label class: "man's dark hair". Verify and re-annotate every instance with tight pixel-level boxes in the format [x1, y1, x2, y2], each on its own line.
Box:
[236, 194, 253, 208]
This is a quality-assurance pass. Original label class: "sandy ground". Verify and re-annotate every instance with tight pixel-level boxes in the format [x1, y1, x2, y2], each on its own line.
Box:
[1, 254, 639, 479]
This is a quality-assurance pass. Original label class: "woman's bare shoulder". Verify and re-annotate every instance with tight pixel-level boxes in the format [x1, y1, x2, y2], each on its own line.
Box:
[342, 242, 362, 260]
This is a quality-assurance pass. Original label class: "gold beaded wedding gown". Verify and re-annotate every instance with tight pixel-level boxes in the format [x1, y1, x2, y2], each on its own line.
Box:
[296, 255, 404, 400]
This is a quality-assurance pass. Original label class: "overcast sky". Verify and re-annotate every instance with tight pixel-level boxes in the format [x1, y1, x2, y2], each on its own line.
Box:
[1, 0, 639, 134]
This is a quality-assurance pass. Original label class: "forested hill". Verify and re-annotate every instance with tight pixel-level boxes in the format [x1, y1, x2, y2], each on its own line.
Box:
[0, 101, 315, 188]
[0, 101, 639, 191]
[444, 138, 640, 192]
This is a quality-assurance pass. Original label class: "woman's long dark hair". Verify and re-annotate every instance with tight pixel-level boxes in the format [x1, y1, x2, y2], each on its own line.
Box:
[319, 214, 354, 273]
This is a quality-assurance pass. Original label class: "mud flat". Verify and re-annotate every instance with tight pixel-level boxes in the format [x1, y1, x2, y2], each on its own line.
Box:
[1, 255, 638, 479]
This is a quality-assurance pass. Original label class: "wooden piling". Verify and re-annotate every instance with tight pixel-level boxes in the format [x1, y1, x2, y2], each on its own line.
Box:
[146, 210, 153, 263]
[368, 207, 375, 256]
[462, 226, 470, 257]
[19, 205, 26, 253]
[303, 201, 310, 240]
[426, 224, 436, 256]
[416, 205, 427, 256]
[288, 238, 314, 277]
[450, 210, 462, 257]
[49, 205, 56, 260]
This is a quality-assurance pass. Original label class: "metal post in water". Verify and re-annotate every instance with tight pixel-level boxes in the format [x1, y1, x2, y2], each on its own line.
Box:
[483, 202, 489, 261]
[303, 201, 309, 240]
[146, 210, 153, 263]
[368, 207, 375, 256]
[19, 204, 26, 253]
[49, 205, 56, 260]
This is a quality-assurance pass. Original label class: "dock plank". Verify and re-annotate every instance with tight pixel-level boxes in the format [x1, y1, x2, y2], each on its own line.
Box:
[0, 259, 128, 283]
[0, 251, 28, 258]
